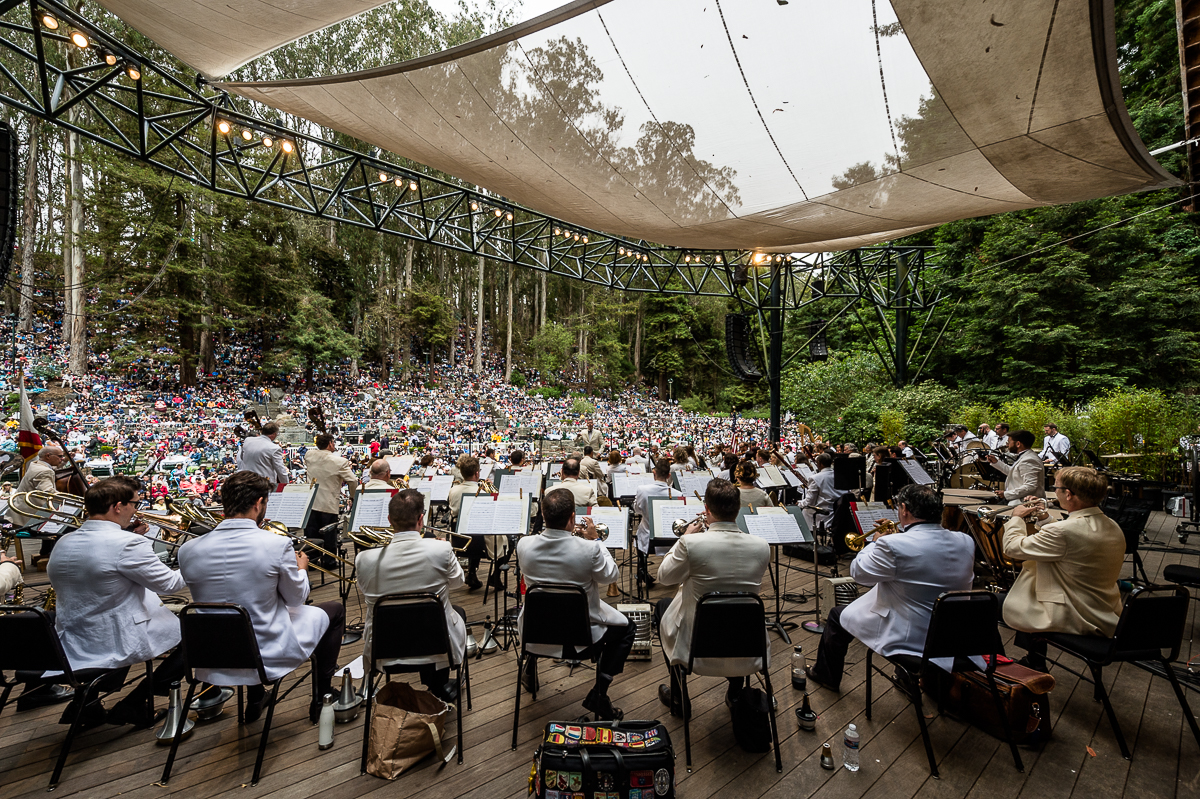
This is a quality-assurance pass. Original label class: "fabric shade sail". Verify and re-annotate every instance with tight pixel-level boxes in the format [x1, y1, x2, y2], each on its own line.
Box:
[216, 0, 1176, 252]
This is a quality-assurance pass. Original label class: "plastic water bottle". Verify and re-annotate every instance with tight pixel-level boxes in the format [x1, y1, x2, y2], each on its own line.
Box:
[792, 645, 807, 690]
[842, 723, 860, 771]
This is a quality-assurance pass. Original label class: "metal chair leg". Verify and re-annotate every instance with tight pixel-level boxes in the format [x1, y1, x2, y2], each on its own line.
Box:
[359, 671, 376, 775]
[909, 681, 939, 779]
[865, 650, 873, 720]
[159, 680, 199, 786]
[455, 663, 464, 764]
[1161, 658, 1200, 750]
[49, 678, 105, 791]
[763, 670, 782, 773]
[251, 680, 282, 786]
[464, 648, 473, 710]
[986, 672, 1024, 772]
[679, 668, 693, 773]
[512, 653, 523, 750]
[1090, 664, 1131, 760]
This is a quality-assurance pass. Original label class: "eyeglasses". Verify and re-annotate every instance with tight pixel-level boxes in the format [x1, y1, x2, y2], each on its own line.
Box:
[1053, 485, 1067, 491]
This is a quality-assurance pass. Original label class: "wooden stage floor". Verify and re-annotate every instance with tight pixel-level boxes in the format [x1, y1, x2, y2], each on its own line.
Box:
[2, 511, 1197, 799]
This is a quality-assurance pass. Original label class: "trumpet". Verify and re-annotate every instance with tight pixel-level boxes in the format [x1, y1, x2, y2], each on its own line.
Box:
[977, 499, 1049, 524]
[573, 519, 611, 542]
[475, 478, 498, 496]
[846, 518, 899, 552]
[134, 510, 200, 547]
[671, 512, 709, 536]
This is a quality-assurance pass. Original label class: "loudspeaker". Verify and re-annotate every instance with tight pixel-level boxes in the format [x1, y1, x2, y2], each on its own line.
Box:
[808, 319, 829, 360]
[0, 121, 17, 286]
[724, 313, 762, 382]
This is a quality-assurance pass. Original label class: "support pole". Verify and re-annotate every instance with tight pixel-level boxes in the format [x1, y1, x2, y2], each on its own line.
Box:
[768, 266, 783, 445]
[894, 251, 909, 388]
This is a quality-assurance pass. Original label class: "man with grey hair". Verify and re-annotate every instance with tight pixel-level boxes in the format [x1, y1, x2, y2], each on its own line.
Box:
[10, 444, 67, 568]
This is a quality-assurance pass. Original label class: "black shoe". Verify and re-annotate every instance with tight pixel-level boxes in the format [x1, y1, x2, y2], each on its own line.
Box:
[582, 690, 623, 722]
[106, 697, 157, 729]
[726, 686, 740, 710]
[243, 688, 268, 724]
[428, 680, 460, 705]
[805, 666, 841, 693]
[1015, 656, 1049, 673]
[61, 700, 107, 730]
[308, 700, 322, 725]
[639, 571, 656, 589]
[487, 571, 506, 592]
[466, 573, 483, 591]
[520, 663, 539, 696]
[657, 684, 688, 719]
[16, 684, 74, 712]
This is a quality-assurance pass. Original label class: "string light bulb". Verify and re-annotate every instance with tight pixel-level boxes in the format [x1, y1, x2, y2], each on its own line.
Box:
[618, 247, 625, 255]
[582, 236, 588, 243]
[126, 65, 141, 81]
[216, 119, 231, 135]
[70, 31, 89, 49]
[40, 13, 58, 30]
[281, 140, 294, 154]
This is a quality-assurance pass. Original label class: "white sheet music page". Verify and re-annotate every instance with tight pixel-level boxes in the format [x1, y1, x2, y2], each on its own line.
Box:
[613, 473, 653, 497]
[744, 513, 805, 544]
[265, 490, 314, 528]
[852, 504, 901, 535]
[351, 492, 392, 530]
[421, 474, 454, 502]
[653, 498, 694, 541]
[675, 472, 712, 498]
[462, 500, 526, 536]
[898, 460, 935, 485]
[588, 506, 630, 549]
[498, 471, 542, 495]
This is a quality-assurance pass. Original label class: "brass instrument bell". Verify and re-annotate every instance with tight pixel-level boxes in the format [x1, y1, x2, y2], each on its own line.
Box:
[573, 519, 610, 542]
[846, 518, 898, 552]
[671, 512, 709, 536]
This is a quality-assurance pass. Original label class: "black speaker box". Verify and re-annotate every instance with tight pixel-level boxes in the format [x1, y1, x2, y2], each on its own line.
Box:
[724, 313, 762, 381]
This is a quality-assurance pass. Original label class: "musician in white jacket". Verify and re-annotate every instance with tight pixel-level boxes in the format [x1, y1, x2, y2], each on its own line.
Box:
[988, 430, 1046, 505]
[806, 484, 974, 691]
[178, 471, 344, 723]
[45, 476, 188, 728]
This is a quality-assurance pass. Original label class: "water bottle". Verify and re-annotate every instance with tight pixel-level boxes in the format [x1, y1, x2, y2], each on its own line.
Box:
[842, 723, 860, 771]
[317, 693, 335, 750]
[791, 645, 807, 690]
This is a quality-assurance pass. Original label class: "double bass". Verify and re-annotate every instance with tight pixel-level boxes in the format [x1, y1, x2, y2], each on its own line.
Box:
[33, 418, 89, 497]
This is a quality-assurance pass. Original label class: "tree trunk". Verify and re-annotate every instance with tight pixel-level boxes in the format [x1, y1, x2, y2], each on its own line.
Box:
[17, 120, 38, 332]
[505, 263, 514, 382]
[473, 255, 484, 375]
[540, 266, 547, 331]
[65, 123, 86, 376]
[633, 297, 643, 381]
[404, 240, 414, 291]
[198, 200, 215, 377]
[349, 298, 360, 382]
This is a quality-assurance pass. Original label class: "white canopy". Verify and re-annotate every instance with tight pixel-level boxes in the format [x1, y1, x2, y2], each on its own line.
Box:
[109, 0, 1177, 251]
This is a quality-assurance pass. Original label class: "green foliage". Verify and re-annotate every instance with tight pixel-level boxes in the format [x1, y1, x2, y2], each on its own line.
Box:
[529, 322, 575, 378]
[527, 385, 564, 400]
[571, 397, 597, 415]
[679, 395, 713, 414]
[890, 383, 967, 446]
[508, 371, 527, 388]
[780, 352, 887, 436]
[878, 408, 905, 445]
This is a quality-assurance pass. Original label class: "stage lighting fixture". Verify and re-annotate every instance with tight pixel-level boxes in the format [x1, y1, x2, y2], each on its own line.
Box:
[241, 129, 254, 141]
[506, 212, 513, 221]
[573, 233, 580, 241]
[216, 119, 231, 135]
[684, 254, 691, 262]
[470, 202, 479, 211]
[378, 171, 388, 182]
[394, 177, 402, 187]
[582, 236, 588, 243]
[716, 255, 723, 263]
[126, 65, 141, 81]
[494, 208, 502, 217]
[281, 140, 295, 154]
[41, 13, 58, 30]
[555, 228, 561, 236]
[618, 247, 624, 255]
[102, 51, 117, 66]
[409, 181, 418, 192]
[262, 136, 274, 148]
[70, 31, 89, 49]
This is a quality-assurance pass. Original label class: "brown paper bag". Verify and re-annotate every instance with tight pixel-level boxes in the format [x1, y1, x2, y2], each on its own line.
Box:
[366, 681, 450, 779]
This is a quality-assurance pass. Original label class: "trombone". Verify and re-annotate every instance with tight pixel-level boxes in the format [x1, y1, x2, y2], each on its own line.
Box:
[8, 490, 86, 526]
[846, 518, 899, 552]
[267, 521, 357, 585]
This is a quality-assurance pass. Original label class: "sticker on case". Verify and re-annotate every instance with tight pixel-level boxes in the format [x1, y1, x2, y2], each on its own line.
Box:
[568, 773, 582, 791]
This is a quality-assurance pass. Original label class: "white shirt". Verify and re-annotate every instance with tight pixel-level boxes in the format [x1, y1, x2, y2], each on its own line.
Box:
[632, 479, 675, 553]
[982, 431, 999, 449]
[1041, 432, 1071, 464]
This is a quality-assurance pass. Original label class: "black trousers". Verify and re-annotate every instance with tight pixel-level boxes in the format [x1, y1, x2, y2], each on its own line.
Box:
[811, 605, 853, 688]
[412, 606, 468, 690]
[654, 598, 743, 701]
[305, 510, 341, 558]
[525, 618, 636, 691]
[311, 601, 346, 699]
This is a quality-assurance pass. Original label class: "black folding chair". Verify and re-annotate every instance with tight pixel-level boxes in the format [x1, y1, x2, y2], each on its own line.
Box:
[360, 592, 472, 773]
[160, 603, 315, 787]
[674, 592, 781, 773]
[511, 583, 592, 749]
[0, 605, 150, 791]
[1036, 585, 1200, 760]
[866, 590, 1023, 779]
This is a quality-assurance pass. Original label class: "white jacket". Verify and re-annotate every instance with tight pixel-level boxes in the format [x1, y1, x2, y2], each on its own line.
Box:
[177, 518, 328, 683]
[237, 435, 288, 486]
[47, 520, 186, 670]
[839, 522, 975, 659]
[993, 449, 1045, 502]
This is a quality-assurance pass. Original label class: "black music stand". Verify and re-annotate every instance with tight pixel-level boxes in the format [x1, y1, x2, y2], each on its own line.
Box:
[833, 456, 867, 493]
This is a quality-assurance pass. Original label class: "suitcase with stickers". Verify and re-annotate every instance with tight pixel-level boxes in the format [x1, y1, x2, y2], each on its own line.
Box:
[529, 720, 674, 799]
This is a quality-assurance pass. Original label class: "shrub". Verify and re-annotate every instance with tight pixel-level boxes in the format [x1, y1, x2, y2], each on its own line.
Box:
[508, 371, 526, 388]
[527, 385, 564, 399]
[571, 397, 597, 415]
[878, 408, 906, 445]
[679, 395, 713, 414]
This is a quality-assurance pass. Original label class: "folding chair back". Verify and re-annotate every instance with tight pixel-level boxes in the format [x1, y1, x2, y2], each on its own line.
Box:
[522, 584, 592, 650]
[688, 593, 766, 665]
[0, 605, 74, 679]
[179, 604, 269, 684]
[1110, 585, 1189, 664]
[371, 593, 451, 662]
[921, 591, 1003, 666]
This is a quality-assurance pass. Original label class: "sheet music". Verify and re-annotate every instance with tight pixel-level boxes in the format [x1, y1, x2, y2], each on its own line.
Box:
[351, 492, 393, 531]
[587, 507, 629, 549]
[387, 455, 414, 476]
[755, 464, 787, 489]
[418, 474, 454, 502]
[479, 463, 494, 481]
[674, 472, 713, 498]
[281, 483, 312, 494]
[744, 513, 808, 544]
[796, 463, 816, 481]
[898, 459, 934, 485]
[852, 504, 901, 535]
[265, 489, 316, 529]
[781, 468, 807, 488]
[460, 498, 528, 536]
[755, 506, 788, 515]
[408, 485, 433, 515]
[613, 472, 653, 497]
[651, 498, 695, 541]
[498, 471, 543, 495]
[542, 462, 564, 478]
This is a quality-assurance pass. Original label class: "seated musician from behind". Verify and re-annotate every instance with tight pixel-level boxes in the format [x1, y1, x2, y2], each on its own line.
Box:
[734, 461, 773, 508]
[356, 489, 466, 702]
[362, 459, 394, 490]
[806, 485, 974, 691]
[43, 476, 189, 727]
[178, 471, 344, 724]
[450, 455, 507, 591]
[517, 488, 634, 721]
[558, 457, 598, 507]
[988, 430, 1045, 506]
[655, 478, 770, 717]
[1000, 466, 1124, 672]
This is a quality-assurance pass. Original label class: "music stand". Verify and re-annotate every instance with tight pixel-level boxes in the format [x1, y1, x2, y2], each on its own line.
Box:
[833, 456, 866, 493]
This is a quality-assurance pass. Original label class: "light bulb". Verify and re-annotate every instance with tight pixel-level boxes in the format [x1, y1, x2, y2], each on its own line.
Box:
[216, 120, 231, 135]
[378, 171, 388, 182]
[41, 13, 58, 30]
[126, 65, 141, 80]
[241, 129, 253, 141]
[394, 177, 403, 187]
[494, 209, 502, 217]
[103, 52, 117, 66]
[281, 140, 294, 154]
[70, 31, 89, 49]
[409, 181, 418, 192]
[262, 136, 274, 148]
[505, 212, 513, 221]
[470, 202, 478, 211]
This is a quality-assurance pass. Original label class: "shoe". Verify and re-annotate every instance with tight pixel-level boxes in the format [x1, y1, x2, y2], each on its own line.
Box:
[60, 700, 107, 731]
[488, 572, 506, 592]
[657, 684, 689, 720]
[805, 666, 841, 693]
[582, 690, 623, 722]
[308, 700, 322, 725]
[243, 687, 268, 724]
[1015, 656, 1049, 673]
[520, 662, 539, 695]
[106, 697, 157, 729]
[428, 680, 460, 705]
[16, 684, 74, 712]
[639, 572, 656, 589]
[466, 573, 483, 592]
[726, 685, 740, 710]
